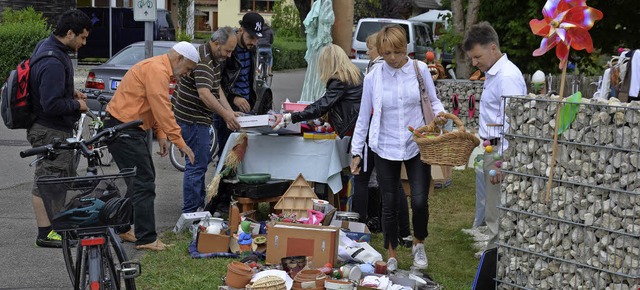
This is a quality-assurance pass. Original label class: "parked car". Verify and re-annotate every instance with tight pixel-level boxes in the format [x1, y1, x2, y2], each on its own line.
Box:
[350, 18, 434, 72]
[78, 7, 176, 60]
[83, 41, 182, 115]
[83, 41, 274, 117]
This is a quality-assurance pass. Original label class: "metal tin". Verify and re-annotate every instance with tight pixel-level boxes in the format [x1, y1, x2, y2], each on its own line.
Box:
[334, 211, 360, 222]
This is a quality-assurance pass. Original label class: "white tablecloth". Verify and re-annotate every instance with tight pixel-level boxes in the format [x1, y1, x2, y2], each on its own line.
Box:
[215, 133, 351, 193]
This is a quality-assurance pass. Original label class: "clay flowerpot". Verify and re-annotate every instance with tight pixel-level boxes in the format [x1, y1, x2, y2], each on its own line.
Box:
[226, 261, 254, 288]
[292, 269, 327, 290]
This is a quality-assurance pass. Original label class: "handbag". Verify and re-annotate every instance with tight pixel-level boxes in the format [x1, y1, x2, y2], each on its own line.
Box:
[413, 60, 436, 125]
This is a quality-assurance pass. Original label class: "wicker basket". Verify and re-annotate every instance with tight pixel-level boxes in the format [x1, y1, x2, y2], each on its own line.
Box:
[246, 275, 287, 290]
[413, 113, 480, 166]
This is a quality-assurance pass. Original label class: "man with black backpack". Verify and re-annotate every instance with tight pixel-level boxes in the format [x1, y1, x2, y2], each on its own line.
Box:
[26, 10, 91, 248]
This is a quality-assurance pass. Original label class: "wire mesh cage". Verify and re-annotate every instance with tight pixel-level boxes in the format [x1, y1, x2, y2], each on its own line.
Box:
[36, 168, 136, 231]
[497, 95, 640, 289]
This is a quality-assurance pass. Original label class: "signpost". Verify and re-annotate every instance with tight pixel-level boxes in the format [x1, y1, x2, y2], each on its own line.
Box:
[134, 0, 158, 154]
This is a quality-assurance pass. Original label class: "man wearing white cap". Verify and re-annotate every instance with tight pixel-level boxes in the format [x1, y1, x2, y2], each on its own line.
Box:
[104, 41, 199, 251]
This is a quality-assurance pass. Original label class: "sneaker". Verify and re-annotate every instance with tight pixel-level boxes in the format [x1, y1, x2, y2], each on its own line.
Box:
[399, 235, 413, 248]
[412, 243, 428, 270]
[35, 230, 62, 248]
[387, 257, 398, 272]
[136, 239, 174, 251]
[118, 229, 137, 243]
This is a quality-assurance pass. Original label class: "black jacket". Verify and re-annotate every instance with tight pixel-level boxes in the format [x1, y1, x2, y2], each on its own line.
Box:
[221, 46, 262, 112]
[291, 78, 363, 138]
[29, 35, 79, 133]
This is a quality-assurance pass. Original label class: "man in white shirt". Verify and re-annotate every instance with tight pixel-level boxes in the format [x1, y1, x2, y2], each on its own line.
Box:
[463, 22, 526, 250]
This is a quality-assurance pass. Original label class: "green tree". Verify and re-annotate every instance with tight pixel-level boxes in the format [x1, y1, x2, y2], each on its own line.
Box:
[271, 1, 302, 38]
[478, 0, 640, 76]
[354, 0, 413, 21]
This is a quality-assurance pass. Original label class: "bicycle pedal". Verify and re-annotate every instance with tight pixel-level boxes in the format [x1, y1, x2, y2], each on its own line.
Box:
[120, 260, 141, 279]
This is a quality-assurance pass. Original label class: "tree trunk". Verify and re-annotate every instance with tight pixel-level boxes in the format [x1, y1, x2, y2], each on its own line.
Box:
[451, 0, 480, 79]
[294, 0, 312, 37]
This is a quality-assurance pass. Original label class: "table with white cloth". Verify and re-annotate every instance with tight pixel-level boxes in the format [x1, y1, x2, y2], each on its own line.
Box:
[215, 132, 352, 201]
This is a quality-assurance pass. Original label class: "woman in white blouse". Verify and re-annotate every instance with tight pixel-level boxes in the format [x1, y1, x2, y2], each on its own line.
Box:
[350, 25, 446, 271]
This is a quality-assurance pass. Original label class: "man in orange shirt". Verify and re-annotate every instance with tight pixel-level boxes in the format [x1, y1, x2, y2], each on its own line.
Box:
[104, 41, 198, 251]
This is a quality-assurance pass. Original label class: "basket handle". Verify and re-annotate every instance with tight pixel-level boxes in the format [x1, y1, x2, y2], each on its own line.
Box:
[437, 112, 466, 132]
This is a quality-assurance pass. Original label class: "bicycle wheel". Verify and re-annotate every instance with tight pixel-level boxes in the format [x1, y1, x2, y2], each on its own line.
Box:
[107, 228, 138, 290]
[169, 142, 186, 172]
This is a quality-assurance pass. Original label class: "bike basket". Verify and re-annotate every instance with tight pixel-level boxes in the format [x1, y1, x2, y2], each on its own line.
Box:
[413, 113, 481, 166]
[35, 168, 136, 231]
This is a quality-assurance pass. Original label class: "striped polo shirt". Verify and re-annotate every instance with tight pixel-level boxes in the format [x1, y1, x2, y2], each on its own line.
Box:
[173, 42, 221, 126]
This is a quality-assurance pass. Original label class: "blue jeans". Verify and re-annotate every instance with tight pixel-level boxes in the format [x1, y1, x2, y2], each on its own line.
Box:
[179, 122, 212, 213]
[213, 114, 232, 158]
[375, 153, 431, 249]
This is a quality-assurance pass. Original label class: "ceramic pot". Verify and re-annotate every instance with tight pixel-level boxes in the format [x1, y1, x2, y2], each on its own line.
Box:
[226, 261, 253, 288]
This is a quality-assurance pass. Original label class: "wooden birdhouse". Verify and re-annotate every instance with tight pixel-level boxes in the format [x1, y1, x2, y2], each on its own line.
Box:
[274, 174, 318, 218]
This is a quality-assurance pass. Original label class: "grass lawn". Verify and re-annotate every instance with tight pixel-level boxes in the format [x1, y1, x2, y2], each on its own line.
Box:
[137, 168, 479, 289]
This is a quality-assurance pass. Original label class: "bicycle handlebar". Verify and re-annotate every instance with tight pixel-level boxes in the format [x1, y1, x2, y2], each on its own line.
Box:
[20, 119, 143, 158]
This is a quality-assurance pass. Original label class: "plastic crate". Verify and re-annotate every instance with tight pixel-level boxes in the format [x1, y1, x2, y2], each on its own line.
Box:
[282, 102, 309, 112]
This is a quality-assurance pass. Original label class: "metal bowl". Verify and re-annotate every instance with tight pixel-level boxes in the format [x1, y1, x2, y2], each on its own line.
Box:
[237, 173, 271, 184]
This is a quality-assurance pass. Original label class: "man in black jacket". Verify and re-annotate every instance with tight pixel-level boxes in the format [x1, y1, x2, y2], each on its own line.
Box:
[27, 10, 91, 248]
[216, 12, 272, 155]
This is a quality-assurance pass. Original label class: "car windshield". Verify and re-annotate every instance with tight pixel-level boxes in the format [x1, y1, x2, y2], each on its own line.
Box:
[106, 46, 172, 66]
[356, 22, 410, 43]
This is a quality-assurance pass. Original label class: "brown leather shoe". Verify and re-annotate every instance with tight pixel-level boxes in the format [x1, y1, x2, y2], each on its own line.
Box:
[118, 229, 137, 243]
[135, 239, 174, 251]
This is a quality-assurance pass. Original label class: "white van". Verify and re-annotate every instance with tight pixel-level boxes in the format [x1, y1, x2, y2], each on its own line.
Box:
[350, 18, 434, 72]
[409, 10, 451, 42]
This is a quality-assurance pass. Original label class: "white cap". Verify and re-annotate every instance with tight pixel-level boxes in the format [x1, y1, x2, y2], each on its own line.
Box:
[172, 41, 200, 63]
[531, 70, 545, 83]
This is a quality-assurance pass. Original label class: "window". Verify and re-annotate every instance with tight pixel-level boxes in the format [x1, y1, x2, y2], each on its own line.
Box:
[241, 0, 277, 13]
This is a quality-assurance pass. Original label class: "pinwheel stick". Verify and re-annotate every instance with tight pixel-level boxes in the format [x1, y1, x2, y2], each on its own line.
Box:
[544, 63, 568, 203]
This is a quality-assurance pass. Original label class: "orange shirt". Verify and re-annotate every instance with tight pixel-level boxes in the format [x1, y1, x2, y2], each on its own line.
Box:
[106, 54, 186, 150]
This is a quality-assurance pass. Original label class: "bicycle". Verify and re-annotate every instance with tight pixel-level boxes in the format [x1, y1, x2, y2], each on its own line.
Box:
[256, 48, 275, 87]
[168, 124, 219, 172]
[72, 89, 113, 169]
[21, 119, 144, 290]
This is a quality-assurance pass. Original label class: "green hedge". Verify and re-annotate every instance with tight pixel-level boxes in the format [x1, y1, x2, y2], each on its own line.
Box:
[272, 37, 306, 71]
[0, 22, 51, 80]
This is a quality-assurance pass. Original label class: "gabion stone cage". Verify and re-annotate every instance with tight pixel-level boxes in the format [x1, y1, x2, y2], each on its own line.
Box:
[497, 95, 640, 290]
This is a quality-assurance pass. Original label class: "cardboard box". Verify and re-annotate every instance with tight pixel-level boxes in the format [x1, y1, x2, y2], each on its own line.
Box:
[400, 164, 451, 195]
[196, 231, 231, 253]
[172, 211, 211, 233]
[432, 165, 452, 188]
[237, 114, 301, 134]
[330, 220, 371, 242]
[237, 114, 271, 128]
[266, 222, 339, 267]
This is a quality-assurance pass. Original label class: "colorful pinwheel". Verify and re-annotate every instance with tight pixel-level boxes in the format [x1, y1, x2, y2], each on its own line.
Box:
[529, 0, 603, 69]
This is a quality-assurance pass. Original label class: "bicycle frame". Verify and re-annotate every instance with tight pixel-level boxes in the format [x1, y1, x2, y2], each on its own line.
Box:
[23, 120, 143, 290]
[63, 227, 139, 290]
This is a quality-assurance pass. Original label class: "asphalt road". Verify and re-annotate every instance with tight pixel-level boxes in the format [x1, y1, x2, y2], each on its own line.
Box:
[0, 68, 306, 289]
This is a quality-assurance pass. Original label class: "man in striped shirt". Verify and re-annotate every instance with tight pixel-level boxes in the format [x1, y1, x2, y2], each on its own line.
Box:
[173, 27, 239, 213]
[217, 12, 268, 155]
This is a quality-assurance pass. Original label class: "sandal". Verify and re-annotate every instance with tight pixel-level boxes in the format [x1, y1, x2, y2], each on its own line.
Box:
[452, 94, 460, 116]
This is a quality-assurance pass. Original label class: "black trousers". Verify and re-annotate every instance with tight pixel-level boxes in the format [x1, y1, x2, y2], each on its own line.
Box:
[352, 146, 410, 238]
[104, 117, 157, 245]
[375, 153, 431, 249]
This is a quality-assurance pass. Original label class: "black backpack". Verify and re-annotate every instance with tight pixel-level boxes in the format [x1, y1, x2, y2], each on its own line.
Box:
[1, 48, 61, 129]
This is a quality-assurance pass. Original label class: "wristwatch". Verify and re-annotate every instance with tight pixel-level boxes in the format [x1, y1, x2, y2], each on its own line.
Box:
[352, 154, 361, 159]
